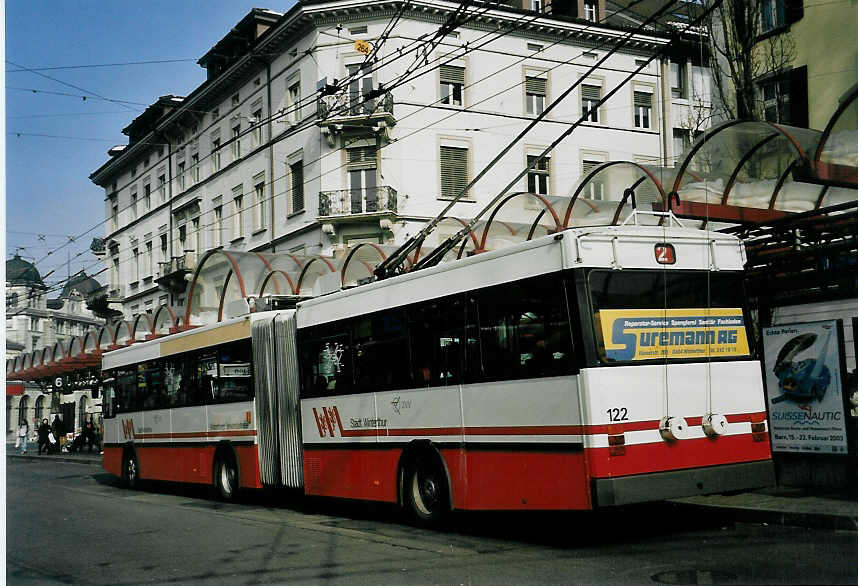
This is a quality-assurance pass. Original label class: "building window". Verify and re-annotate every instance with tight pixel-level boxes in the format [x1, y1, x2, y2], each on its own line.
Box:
[670, 59, 687, 99]
[347, 147, 378, 213]
[440, 65, 464, 107]
[132, 248, 140, 282]
[527, 155, 550, 195]
[760, 71, 802, 125]
[346, 64, 373, 115]
[633, 91, 652, 129]
[177, 161, 185, 190]
[290, 160, 304, 213]
[530, 0, 543, 12]
[191, 153, 199, 183]
[232, 187, 244, 239]
[525, 76, 546, 115]
[130, 191, 138, 220]
[143, 183, 151, 211]
[582, 159, 605, 200]
[581, 84, 601, 122]
[287, 81, 301, 122]
[145, 241, 153, 277]
[110, 197, 119, 230]
[213, 204, 224, 247]
[160, 234, 168, 265]
[158, 173, 166, 202]
[212, 138, 222, 173]
[672, 129, 690, 161]
[440, 145, 469, 199]
[231, 124, 241, 161]
[759, 0, 786, 33]
[252, 109, 263, 146]
[584, 0, 598, 22]
[253, 178, 266, 230]
[231, 93, 239, 106]
[111, 257, 120, 290]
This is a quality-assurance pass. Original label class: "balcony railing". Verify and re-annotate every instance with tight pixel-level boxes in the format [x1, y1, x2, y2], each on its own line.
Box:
[319, 186, 398, 217]
[317, 89, 394, 121]
[156, 252, 197, 295]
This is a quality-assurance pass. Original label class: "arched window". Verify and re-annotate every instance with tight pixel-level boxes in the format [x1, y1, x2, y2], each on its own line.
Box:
[78, 396, 88, 433]
[34, 395, 45, 423]
[18, 395, 30, 426]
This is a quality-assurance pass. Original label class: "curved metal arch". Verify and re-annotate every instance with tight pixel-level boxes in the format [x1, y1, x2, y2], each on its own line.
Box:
[253, 252, 281, 295]
[564, 161, 666, 227]
[184, 249, 248, 327]
[341, 243, 387, 286]
[68, 335, 86, 359]
[295, 256, 337, 295]
[610, 177, 650, 225]
[152, 305, 179, 335]
[96, 324, 117, 351]
[814, 83, 858, 164]
[82, 328, 101, 354]
[112, 320, 134, 347]
[722, 133, 782, 205]
[768, 161, 798, 209]
[479, 191, 562, 251]
[131, 313, 155, 341]
[217, 269, 236, 323]
[671, 119, 814, 195]
[51, 340, 68, 363]
[259, 270, 297, 297]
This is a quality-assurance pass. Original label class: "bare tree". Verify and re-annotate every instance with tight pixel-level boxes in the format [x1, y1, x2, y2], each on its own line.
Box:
[704, 0, 796, 121]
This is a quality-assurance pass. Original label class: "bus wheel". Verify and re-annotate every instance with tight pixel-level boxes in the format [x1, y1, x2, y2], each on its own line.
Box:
[404, 452, 449, 526]
[122, 452, 138, 489]
[214, 453, 238, 501]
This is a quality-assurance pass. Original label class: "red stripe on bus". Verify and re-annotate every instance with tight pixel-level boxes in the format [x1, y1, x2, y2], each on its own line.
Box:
[323, 412, 767, 439]
[586, 432, 771, 478]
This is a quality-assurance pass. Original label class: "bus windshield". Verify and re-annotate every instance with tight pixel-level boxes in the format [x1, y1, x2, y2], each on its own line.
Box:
[587, 270, 752, 365]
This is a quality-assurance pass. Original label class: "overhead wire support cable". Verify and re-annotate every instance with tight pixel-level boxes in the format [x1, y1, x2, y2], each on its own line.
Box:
[374, 0, 681, 279]
[410, 0, 723, 273]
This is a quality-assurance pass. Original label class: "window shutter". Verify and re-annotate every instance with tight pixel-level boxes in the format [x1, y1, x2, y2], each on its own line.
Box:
[440, 65, 465, 85]
[788, 66, 808, 128]
[525, 76, 546, 95]
[440, 146, 469, 199]
[634, 91, 652, 107]
[348, 147, 377, 168]
[582, 160, 601, 177]
[582, 84, 601, 101]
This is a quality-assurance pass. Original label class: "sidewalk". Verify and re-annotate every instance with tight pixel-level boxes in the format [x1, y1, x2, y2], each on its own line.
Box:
[7, 444, 856, 531]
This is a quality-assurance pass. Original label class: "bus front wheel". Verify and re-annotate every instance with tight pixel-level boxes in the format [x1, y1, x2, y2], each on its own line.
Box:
[214, 453, 238, 501]
[404, 452, 449, 526]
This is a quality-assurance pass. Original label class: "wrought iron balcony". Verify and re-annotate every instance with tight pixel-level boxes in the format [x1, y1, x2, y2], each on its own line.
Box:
[156, 252, 197, 295]
[319, 186, 398, 218]
[317, 88, 394, 120]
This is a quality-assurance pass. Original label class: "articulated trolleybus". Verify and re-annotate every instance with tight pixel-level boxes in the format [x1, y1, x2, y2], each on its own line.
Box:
[102, 224, 774, 522]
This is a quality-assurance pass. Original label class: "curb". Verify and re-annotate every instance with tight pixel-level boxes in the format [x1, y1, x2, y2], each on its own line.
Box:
[670, 498, 858, 532]
[6, 452, 103, 467]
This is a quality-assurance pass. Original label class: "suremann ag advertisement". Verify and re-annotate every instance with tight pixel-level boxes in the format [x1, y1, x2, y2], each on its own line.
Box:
[763, 320, 848, 454]
[598, 308, 749, 362]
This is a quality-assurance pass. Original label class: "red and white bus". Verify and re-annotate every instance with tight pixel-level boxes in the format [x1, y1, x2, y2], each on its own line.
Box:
[102, 224, 774, 522]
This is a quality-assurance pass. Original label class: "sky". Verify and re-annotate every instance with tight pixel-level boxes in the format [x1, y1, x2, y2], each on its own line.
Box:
[5, 1, 298, 293]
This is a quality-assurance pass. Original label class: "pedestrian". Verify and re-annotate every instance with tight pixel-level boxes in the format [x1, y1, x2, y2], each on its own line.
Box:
[84, 416, 97, 453]
[37, 418, 51, 455]
[51, 415, 64, 454]
[16, 420, 29, 454]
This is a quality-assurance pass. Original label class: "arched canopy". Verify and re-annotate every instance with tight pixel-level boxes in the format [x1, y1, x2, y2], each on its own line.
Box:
[113, 321, 134, 347]
[152, 305, 180, 336]
[812, 82, 858, 187]
[131, 313, 155, 341]
[669, 120, 831, 221]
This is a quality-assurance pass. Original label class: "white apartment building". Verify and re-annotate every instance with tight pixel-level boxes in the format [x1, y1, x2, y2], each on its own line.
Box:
[90, 0, 712, 320]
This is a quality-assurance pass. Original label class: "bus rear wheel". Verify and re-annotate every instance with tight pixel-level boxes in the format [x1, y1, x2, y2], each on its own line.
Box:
[404, 452, 449, 526]
[121, 452, 138, 489]
[214, 453, 239, 501]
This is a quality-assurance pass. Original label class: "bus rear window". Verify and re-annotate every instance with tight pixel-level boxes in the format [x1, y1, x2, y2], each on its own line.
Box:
[587, 270, 751, 364]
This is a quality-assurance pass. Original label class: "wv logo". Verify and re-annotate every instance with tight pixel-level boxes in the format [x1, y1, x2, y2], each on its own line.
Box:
[121, 418, 136, 440]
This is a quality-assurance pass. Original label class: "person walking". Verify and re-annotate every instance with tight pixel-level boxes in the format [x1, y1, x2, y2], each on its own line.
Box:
[37, 419, 51, 455]
[16, 420, 29, 454]
[51, 415, 64, 454]
[84, 417, 96, 453]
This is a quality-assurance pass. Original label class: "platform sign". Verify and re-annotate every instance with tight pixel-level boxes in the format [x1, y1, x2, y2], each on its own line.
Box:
[763, 320, 849, 454]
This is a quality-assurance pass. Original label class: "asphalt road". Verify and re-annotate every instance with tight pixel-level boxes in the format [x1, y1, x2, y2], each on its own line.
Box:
[7, 457, 857, 585]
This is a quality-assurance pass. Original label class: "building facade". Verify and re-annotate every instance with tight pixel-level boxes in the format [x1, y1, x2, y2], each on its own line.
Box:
[90, 0, 712, 320]
[6, 257, 105, 434]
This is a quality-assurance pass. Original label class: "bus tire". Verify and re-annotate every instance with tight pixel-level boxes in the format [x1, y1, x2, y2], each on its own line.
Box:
[403, 450, 450, 527]
[121, 450, 139, 489]
[214, 451, 239, 501]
